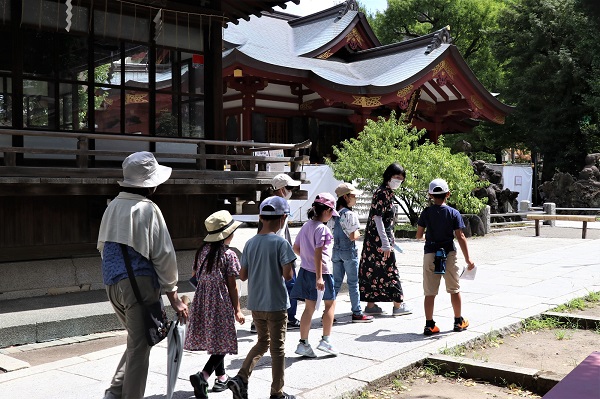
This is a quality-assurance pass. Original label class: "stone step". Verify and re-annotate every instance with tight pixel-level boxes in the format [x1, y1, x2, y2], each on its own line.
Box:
[426, 354, 561, 396]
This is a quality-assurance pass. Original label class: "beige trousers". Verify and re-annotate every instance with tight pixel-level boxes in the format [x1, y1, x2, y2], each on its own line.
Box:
[238, 310, 288, 397]
[105, 276, 159, 399]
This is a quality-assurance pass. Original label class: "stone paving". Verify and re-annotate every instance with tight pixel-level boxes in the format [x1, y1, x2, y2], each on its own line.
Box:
[1, 223, 600, 399]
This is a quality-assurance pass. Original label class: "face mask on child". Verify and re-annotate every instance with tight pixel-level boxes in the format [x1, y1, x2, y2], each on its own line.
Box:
[389, 178, 403, 190]
[283, 188, 293, 200]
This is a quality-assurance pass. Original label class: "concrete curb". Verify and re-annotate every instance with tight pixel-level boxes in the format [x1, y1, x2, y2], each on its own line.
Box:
[426, 354, 561, 395]
[542, 311, 600, 330]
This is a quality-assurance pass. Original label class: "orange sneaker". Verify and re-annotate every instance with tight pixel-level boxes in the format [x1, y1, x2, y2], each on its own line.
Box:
[423, 325, 440, 336]
[454, 318, 469, 332]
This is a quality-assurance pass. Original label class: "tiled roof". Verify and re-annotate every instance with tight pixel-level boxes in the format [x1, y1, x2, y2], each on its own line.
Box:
[223, 10, 446, 93]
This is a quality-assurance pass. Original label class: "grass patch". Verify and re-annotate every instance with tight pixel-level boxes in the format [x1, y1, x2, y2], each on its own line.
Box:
[521, 316, 562, 331]
[552, 290, 600, 312]
[394, 223, 417, 231]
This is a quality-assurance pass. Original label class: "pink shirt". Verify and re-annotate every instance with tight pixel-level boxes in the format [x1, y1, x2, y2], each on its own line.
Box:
[294, 219, 333, 274]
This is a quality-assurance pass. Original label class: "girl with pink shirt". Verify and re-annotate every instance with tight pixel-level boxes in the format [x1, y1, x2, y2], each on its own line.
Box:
[290, 192, 339, 357]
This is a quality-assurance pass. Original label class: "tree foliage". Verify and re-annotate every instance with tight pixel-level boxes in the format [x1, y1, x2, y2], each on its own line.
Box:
[328, 114, 487, 225]
[493, 0, 600, 180]
[368, 0, 505, 90]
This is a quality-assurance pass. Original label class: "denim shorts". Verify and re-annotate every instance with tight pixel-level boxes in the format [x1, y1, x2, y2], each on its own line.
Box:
[290, 268, 336, 301]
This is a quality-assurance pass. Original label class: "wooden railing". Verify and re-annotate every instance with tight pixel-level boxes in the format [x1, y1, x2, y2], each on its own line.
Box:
[0, 129, 312, 173]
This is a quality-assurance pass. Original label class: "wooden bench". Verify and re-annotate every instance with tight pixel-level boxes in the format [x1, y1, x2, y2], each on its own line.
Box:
[526, 214, 597, 239]
[542, 351, 600, 399]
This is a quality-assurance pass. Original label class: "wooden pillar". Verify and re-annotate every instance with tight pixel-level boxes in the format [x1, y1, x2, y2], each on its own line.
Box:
[226, 76, 267, 141]
[204, 18, 224, 141]
[241, 92, 254, 141]
[348, 109, 371, 136]
[431, 116, 442, 143]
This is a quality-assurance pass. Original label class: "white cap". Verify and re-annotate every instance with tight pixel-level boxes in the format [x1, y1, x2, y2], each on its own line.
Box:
[271, 173, 301, 190]
[428, 178, 449, 194]
[118, 152, 172, 188]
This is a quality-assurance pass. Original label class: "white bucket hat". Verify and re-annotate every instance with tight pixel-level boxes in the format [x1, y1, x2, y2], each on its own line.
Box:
[119, 152, 172, 188]
[204, 210, 243, 242]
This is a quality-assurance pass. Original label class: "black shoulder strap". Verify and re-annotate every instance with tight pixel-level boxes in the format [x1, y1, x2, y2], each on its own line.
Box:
[120, 243, 145, 305]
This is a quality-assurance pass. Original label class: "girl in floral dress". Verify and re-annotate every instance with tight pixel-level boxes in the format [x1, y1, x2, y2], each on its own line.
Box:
[358, 163, 412, 317]
[185, 210, 245, 399]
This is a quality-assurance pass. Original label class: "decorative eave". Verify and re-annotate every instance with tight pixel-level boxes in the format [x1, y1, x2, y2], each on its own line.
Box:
[288, 0, 380, 58]
[219, 0, 300, 24]
[348, 27, 451, 62]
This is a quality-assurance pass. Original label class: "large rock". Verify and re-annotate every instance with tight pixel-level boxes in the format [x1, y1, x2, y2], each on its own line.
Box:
[540, 172, 600, 208]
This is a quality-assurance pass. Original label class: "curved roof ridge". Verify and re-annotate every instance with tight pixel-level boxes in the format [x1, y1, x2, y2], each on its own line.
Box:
[351, 26, 452, 60]
[288, 0, 354, 27]
[293, 10, 359, 56]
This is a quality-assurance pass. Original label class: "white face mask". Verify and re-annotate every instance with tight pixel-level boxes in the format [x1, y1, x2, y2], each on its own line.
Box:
[283, 188, 293, 200]
[389, 178, 403, 190]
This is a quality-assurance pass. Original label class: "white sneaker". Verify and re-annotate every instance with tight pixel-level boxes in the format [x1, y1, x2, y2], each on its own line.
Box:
[392, 302, 412, 316]
[295, 342, 317, 358]
[316, 339, 339, 356]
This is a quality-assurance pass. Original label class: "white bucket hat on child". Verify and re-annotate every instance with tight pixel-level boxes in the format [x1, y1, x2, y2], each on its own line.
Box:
[204, 210, 243, 242]
[428, 178, 449, 194]
[119, 151, 172, 188]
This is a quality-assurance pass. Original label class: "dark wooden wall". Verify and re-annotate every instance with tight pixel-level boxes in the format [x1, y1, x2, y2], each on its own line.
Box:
[0, 194, 225, 262]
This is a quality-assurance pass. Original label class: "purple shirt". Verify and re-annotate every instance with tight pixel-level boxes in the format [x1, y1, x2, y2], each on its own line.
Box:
[294, 219, 333, 274]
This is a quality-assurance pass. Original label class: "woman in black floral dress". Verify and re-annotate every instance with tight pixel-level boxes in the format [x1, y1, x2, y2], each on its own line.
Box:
[359, 163, 412, 316]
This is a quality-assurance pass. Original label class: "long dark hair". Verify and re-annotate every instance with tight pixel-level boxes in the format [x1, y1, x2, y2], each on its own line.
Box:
[194, 240, 225, 275]
[382, 163, 406, 186]
[336, 195, 351, 211]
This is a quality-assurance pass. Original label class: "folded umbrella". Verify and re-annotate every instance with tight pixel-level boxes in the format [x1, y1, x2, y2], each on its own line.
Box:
[167, 295, 190, 399]
[166, 319, 186, 399]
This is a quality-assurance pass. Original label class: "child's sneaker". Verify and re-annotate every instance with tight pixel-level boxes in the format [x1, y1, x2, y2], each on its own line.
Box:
[295, 342, 317, 358]
[227, 375, 248, 399]
[352, 313, 374, 323]
[364, 304, 385, 315]
[212, 375, 230, 392]
[454, 318, 469, 332]
[287, 319, 301, 330]
[189, 372, 209, 399]
[423, 325, 440, 336]
[392, 303, 412, 316]
[316, 339, 339, 356]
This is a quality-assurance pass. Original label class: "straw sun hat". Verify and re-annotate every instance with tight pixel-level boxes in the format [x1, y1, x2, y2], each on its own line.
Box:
[204, 210, 243, 242]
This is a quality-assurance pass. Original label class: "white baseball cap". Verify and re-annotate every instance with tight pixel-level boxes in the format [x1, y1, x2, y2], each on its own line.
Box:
[118, 151, 172, 188]
[271, 173, 301, 190]
[428, 178, 449, 194]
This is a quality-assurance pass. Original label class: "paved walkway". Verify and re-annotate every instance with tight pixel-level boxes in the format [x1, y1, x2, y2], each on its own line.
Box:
[1, 224, 600, 399]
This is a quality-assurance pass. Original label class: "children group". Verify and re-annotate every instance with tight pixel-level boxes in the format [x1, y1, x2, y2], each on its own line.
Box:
[184, 164, 476, 399]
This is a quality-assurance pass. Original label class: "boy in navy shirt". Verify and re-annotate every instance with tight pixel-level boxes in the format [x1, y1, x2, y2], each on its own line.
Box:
[416, 179, 475, 335]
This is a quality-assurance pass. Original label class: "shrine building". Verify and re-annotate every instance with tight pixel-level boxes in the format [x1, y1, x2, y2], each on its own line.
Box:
[222, 0, 512, 162]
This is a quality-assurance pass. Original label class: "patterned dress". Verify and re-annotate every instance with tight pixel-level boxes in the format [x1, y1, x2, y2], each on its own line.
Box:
[358, 185, 404, 302]
[184, 245, 240, 355]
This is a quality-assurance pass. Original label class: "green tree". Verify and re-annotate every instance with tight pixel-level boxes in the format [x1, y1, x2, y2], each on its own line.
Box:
[328, 113, 487, 225]
[368, 0, 504, 90]
[367, 0, 509, 162]
[493, 0, 600, 181]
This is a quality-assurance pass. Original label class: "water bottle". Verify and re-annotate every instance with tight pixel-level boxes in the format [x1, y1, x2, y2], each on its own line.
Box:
[434, 249, 446, 274]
